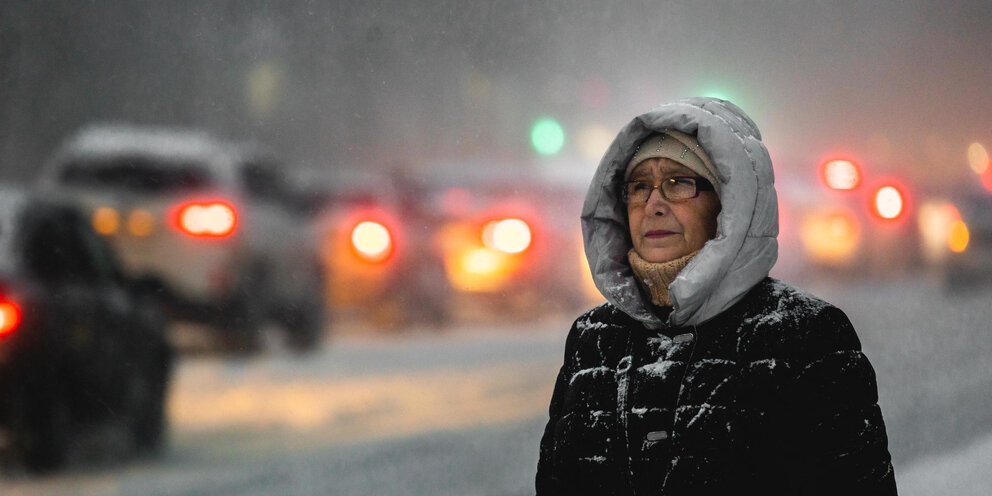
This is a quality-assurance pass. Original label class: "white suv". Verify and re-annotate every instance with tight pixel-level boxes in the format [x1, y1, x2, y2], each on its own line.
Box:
[38, 125, 325, 352]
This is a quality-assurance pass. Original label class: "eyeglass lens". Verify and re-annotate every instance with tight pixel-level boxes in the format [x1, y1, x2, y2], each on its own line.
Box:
[626, 178, 698, 203]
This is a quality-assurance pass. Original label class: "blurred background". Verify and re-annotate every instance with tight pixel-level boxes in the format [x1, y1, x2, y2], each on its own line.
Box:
[1, 0, 990, 494]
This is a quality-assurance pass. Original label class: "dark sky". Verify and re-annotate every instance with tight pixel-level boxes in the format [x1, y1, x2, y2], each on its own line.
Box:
[1, 0, 990, 187]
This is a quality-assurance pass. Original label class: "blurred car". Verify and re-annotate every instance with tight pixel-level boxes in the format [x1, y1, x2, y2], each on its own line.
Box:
[942, 188, 992, 288]
[418, 161, 599, 320]
[0, 186, 173, 471]
[778, 158, 922, 280]
[38, 125, 326, 352]
[303, 168, 452, 329]
[305, 161, 601, 329]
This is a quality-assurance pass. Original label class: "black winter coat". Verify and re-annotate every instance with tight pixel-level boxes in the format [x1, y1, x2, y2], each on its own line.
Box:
[537, 278, 897, 495]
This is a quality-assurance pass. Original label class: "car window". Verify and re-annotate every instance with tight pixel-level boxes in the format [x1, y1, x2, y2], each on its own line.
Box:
[58, 156, 214, 193]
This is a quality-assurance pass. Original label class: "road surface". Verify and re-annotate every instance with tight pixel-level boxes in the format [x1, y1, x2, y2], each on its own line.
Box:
[1, 278, 989, 495]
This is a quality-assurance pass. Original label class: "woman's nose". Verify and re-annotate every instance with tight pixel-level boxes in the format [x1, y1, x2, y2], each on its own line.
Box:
[646, 188, 670, 215]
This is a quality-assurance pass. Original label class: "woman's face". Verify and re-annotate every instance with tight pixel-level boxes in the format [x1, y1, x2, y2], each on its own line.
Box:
[627, 158, 721, 263]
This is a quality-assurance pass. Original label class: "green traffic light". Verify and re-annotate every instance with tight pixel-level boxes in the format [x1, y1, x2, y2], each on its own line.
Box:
[531, 118, 565, 156]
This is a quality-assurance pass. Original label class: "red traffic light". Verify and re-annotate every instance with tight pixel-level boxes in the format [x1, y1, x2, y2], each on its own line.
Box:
[821, 159, 861, 190]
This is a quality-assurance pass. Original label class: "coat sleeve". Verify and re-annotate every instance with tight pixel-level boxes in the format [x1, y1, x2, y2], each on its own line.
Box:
[778, 305, 898, 495]
[535, 318, 581, 496]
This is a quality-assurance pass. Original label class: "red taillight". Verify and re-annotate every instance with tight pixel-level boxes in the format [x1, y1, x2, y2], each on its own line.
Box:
[481, 218, 532, 254]
[821, 159, 861, 191]
[0, 301, 21, 336]
[351, 220, 393, 263]
[872, 185, 905, 220]
[176, 201, 237, 237]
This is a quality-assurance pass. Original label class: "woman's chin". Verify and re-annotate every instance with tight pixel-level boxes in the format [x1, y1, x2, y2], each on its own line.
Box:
[637, 246, 688, 263]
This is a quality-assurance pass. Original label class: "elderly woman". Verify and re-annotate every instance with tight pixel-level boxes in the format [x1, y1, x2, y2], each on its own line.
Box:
[537, 98, 896, 495]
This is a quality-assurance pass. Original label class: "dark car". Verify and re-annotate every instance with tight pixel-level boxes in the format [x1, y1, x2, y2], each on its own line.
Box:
[0, 186, 173, 472]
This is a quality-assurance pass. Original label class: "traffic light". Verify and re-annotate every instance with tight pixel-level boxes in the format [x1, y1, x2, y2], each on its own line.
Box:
[530, 117, 565, 156]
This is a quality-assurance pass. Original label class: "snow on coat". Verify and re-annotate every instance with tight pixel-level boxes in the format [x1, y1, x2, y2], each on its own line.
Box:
[538, 98, 896, 495]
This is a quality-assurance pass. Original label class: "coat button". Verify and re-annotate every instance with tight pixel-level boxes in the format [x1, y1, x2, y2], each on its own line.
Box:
[646, 430, 669, 441]
[673, 333, 694, 344]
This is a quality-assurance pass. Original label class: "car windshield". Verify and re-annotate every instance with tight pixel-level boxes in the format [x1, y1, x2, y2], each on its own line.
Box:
[58, 157, 213, 193]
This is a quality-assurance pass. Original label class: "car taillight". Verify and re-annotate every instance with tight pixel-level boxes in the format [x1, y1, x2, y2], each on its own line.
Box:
[482, 218, 532, 254]
[948, 220, 970, 253]
[351, 221, 393, 263]
[821, 159, 861, 191]
[872, 185, 905, 220]
[176, 201, 237, 237]
[0, 301, 21, 336]
[92, 206, 121, 235]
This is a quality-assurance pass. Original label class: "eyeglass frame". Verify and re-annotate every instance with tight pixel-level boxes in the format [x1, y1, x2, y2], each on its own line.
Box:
[621, 176, 716, 204]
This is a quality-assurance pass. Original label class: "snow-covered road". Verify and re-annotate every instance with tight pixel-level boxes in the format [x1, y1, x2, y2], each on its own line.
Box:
[0, 279, 989, 495]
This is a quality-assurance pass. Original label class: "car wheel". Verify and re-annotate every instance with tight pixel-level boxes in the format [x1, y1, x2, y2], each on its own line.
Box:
[221, 263, 269, 355]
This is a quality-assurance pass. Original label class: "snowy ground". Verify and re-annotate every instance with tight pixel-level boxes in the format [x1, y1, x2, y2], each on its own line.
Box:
[0, 278, 989, 495]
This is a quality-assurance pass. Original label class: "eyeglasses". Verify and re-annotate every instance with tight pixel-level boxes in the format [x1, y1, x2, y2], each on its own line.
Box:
[622, 176, 715, 204]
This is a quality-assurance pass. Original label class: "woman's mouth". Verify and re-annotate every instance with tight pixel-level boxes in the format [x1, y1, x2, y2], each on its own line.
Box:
[645, 230, 677, 238]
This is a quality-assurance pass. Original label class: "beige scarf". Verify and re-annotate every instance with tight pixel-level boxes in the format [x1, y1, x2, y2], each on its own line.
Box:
[627, 249, 700, 308]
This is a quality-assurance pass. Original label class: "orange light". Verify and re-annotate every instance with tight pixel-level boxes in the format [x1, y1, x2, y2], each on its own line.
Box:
[822, 159, 861, 190]
[92, 207, 120, 235]
[461, 248, 503, 275]
[982, 168, 992, 193]
[482, 218, 532, 254]
[800, 209, 862, 265]
[446, 247, 515, 292]
[872, 186, 904, 220]
[948, 220, 970, 253]
[177, 202, 237, 237]
[351, 221, 393, 263]
[0, 301, 21, 336]
[127, 209, 156, 237]
[441, 222, 520, 293]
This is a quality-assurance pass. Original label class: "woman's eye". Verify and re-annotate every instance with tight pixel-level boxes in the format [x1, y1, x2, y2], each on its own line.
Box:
[632, 182, 651, 191]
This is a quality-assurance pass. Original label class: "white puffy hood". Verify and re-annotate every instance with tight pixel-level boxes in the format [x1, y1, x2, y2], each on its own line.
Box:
[582, 97, 778, 328]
